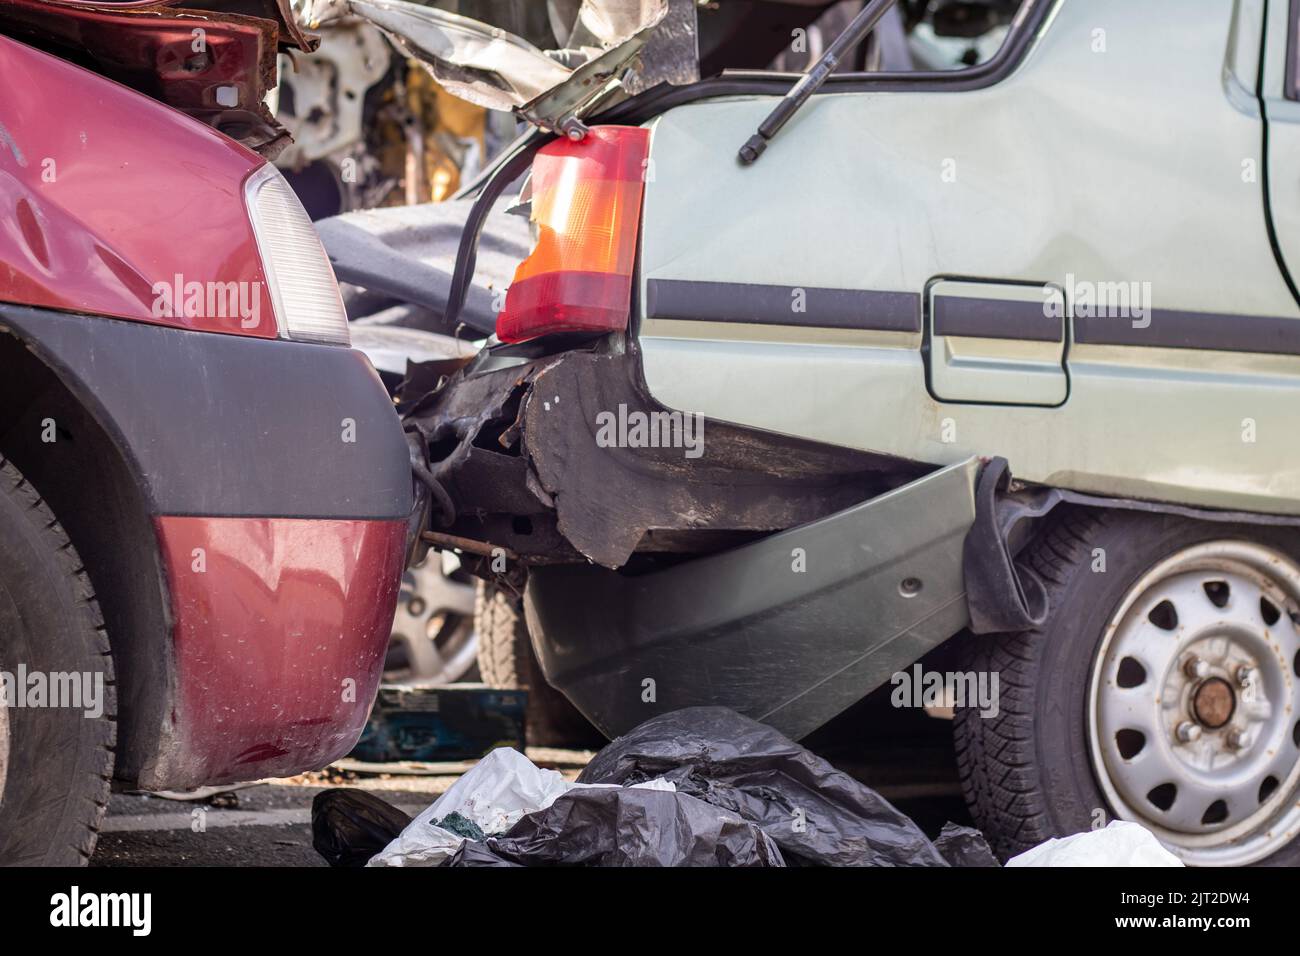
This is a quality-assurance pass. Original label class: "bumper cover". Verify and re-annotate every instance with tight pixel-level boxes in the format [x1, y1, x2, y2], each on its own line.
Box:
[1, 305, 412, 788]
[525, 459, 980, 740]
[155, 514, 405, 786]
[2, 306, 413, 519]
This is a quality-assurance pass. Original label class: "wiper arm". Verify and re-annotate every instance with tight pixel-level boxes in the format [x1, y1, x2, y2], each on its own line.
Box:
[738, 0, 901, 166]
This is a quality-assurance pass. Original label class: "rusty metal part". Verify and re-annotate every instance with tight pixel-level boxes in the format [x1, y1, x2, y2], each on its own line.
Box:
[1191, 677, 1235, 729]
[403, 347, 929, 569]
[422, 529, 517, 560]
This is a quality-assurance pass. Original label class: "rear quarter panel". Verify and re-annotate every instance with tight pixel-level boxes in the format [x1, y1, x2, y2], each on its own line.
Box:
[635, 0, 1300, 514]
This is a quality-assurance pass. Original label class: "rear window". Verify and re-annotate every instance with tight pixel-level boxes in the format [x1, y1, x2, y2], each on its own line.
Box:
[712, 0, 1032, 78]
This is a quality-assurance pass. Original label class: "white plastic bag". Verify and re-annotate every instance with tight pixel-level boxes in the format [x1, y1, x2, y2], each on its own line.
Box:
[1007, 820, 1184, 867]
[368, 747, 673, 866]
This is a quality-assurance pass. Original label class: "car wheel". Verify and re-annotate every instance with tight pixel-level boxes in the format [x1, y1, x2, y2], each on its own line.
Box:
[954, 507, 1300, 866]
[475, 580, 602, 748]
[383, 554, 479, 685]
[0, 458, 115, 865]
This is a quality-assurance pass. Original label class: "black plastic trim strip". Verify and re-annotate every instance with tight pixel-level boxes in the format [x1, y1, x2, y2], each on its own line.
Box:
[933, 295, 1062, 342]
[1262, 0, 1300, 311]
[1287, 0, 1300, 101]
[443, 129, 550, 328]
[645, 278, 921, 332]
[1074, 307, 1300, 355]
[0, 305, 413, 519]
[647, 279, 1300, 355]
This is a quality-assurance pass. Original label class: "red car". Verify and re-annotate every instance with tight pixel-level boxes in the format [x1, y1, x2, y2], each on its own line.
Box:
[0, 0, 413, 863]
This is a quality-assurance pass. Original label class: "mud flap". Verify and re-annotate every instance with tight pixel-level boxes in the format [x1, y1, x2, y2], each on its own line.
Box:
[962, 456, 1050, 634]
[524, 457, 980, 740]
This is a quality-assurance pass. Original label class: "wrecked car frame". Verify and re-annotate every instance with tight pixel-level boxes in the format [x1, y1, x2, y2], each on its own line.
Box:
[397, 0, 1300, 867]
[405, 346, 928, 571]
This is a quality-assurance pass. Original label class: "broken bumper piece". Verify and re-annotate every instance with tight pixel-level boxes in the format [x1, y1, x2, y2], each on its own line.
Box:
[525, 458, 981, 740]
[403, 347, 930, 570]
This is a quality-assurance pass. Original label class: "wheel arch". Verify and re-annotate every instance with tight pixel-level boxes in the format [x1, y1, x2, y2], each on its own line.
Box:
[0, 323, 177, 789]
[966, 458, 1300, 637]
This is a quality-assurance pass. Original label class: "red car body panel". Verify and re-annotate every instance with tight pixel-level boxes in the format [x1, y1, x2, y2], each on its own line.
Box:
[154, 516, 406, 785]
[0, 33, 277, 336]
[0, 26, 414, 790]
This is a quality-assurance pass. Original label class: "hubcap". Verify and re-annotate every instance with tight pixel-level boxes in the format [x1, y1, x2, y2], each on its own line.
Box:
[1088, 541, 1300, 865]
[385, 551, 479, 685]
[1191, 677, 1234, 729]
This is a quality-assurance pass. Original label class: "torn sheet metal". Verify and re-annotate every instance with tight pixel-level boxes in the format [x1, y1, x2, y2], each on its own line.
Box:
[0, 0, 317, 156]
[346, 0, 667, 126]
[347, 0, 571, 112]
[400, 348, 928, 568]
[620, 0, 699, 94]
[514, 26, 657, 137]
[569, 0, 669, 47]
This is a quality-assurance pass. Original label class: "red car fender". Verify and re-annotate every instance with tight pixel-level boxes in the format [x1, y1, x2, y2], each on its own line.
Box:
[0, 33, 277, 336]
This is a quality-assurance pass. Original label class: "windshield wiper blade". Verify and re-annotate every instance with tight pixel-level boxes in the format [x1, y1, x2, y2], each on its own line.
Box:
[738, 0, 900, 166]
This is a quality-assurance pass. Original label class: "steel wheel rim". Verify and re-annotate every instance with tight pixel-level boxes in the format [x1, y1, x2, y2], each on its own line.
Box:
[1087, 540, 1300, 866]
[386, 554, 479, 685]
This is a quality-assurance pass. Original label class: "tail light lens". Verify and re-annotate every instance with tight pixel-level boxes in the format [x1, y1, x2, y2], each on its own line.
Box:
[497, 126, 650, 344]
[243, 164, 350, 346]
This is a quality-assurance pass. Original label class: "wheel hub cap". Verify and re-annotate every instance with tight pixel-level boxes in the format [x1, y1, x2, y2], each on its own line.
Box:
[1088, 540, 1300, 866]
[1191, 677, 1234, 729]
[386, 553, 479, 685]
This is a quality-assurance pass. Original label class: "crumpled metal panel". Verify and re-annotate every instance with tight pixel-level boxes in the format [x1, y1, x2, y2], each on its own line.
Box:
[346, 0, 667, 116]
[0, 0, 317, 155]
[348, 0, 571, 111]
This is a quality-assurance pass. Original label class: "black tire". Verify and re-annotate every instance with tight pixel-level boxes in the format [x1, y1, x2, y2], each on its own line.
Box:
[475, 581, 601, 748]
[953, 507, 1300, 866]
[0, 458, 115, 865]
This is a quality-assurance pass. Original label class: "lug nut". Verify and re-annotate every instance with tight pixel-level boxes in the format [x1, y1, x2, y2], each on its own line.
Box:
[1226, 729, 1249, 751]
[1176, 721, 1202, 743]
[1184, 656, 1210, 679]
[1235, 665, 1257, 687]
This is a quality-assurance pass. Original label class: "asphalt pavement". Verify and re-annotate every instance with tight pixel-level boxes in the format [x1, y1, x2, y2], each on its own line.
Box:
[90, 730, 969, 866]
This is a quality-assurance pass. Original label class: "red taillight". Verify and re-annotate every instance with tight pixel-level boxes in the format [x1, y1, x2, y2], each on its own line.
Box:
[496, 126, 650, 344]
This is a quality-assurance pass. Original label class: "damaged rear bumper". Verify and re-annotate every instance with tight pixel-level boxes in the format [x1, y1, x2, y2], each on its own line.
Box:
[524, 458, 981, 740]
[404, 345, 991, 738]
[404, 346, 929, 570]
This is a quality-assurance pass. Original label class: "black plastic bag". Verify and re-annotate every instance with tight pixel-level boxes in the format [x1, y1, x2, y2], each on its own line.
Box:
[578, 706, 951, 866]
[933, 822, 1000, 867]
[443, 786, 785, 867]
[312, 789, 412, 867]
[443, 841, 524, 867]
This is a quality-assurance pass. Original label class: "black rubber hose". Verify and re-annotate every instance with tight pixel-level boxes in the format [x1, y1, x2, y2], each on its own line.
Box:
[410, 457, 456, 528]
[443, 130, 551, 330]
